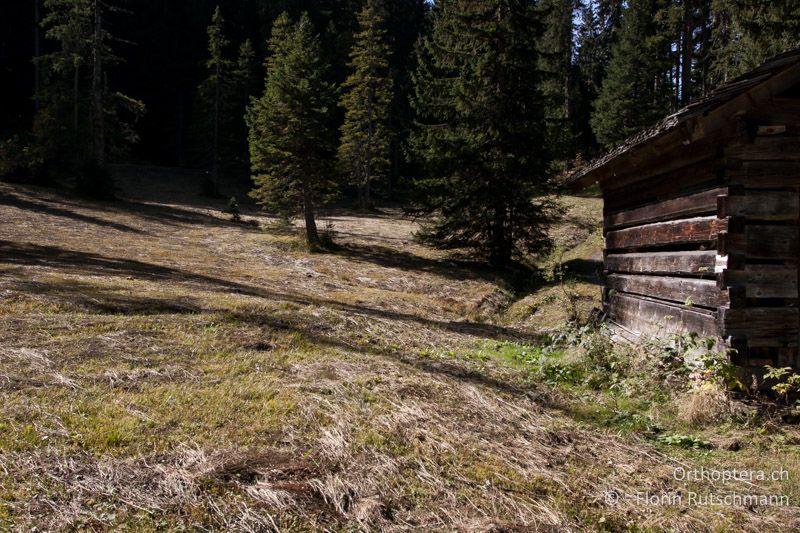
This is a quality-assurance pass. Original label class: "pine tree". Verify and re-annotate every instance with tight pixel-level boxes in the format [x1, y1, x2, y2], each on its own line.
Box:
[199, 6, 231, 195]
[36, 0, 93, 173]
[194, 9, 258, 189]
[35, 0, 142, 192]
[590, 0, 674, 148]
[247, 12, 336, 247]
[231, 38, 258, 179]
[573, 0, 623, 155]
[538, 0, 579, 163]
[709, 0, 800, 85]
[384, 0, 429, 193]
[338, 0, 393, 209]
[411, 0, 561, 266]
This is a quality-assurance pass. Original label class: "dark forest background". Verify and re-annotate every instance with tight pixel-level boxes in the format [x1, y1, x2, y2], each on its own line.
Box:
[1, 0, 799, 263]
[0, 0, 426, 168]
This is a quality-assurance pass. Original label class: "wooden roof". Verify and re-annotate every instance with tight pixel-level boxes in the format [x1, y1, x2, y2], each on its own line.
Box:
[566, 48, 800, 191]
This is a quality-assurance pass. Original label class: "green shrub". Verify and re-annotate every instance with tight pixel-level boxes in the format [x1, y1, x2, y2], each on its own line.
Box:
[764, 366, 800, 405]
[227, 196, 242, 222]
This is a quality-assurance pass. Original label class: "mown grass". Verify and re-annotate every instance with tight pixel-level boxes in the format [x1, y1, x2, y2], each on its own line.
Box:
[2, 182, 800, 531]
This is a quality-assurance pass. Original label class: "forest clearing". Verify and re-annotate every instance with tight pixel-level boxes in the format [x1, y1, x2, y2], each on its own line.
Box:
[1, 171, 799, 531]
[3, 0, 800, 531]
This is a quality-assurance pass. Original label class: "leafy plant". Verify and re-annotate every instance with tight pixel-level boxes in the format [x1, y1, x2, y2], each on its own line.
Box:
[657, 433, 711, 449]
[541, 362, 584, 386]
[764, 366, 800, 405]
[657, 332, 744, 392]
[542, 245, 581, 323]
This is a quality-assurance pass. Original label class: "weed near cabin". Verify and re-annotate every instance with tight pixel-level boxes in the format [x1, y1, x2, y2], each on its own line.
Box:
[452, 325, 783, 448]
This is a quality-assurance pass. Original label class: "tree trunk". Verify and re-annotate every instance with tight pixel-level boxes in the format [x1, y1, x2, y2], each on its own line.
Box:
[177, 94, 184, 166]
[303, 180, 320, 246]
[358, 181, 367, 210]
[34, 0, 40, 115]
[490, 203, 510, 266]
[681, 0, 693, 105]
[73, 57, 79, 137]
[92, 2, 105, 165]
[211, 60, 220, 195]
[365, 81, 374, 209]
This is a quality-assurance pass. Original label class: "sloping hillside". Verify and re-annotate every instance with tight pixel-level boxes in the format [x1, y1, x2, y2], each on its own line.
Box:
[1, 174, 798, 531]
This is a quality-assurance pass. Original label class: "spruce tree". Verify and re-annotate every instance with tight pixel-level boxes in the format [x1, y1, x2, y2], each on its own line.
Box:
[35, 0, 142, 193]
[232, 39, 258, 179]
[247, 12, 336, 247]
[338, 0, 393, 209]
[709, 0, 800, 84]
[573, 0, 623, 155]
[199, 6, 231, 195]
[590, 0, 674, 148]
[410, 0, 561, 266]
[383, 0, 429, 194]
[538, 0, 579, 163]
[36, 0, 92, 174]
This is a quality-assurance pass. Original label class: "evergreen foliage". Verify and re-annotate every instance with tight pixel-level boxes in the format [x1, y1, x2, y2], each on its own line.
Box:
[709, 0, 800, 84]
[204, 6, 230, 194]
[3, 0, 800, 264]
[590, 0, 673, 148]
[338, 0, 394, 209]
[31, 0, 143, 190]
[573, 0, 623, 155]
[247, 12, 336, 247]
[538, 0, 578, 163]
[411, 0, 562, 266]
[194, 7, 259, 193]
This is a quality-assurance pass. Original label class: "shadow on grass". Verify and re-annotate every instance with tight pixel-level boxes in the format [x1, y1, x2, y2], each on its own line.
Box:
[7, 278, 204, 315]
[331, 242, 505, 283]
[0, 241, 538, 345]
[0, 185, 259, 232]
[0, 247, 566, 411]
[0, 193, 148, 235]
[562, 258, 603, 285]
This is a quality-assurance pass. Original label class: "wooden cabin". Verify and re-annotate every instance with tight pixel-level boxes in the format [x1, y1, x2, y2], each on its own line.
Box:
[566, 49, 800, 370]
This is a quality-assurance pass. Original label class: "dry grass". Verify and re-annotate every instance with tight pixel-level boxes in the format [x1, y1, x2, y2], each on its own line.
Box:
[675, 385, 733, 427]
[1, 173, 799, 531]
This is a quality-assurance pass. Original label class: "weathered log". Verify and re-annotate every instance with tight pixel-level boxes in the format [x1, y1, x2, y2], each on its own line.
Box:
[727, 161, 800, 188]
[722, 307, 800, 346]
[606, 217, 727, 250]
[605, 251, 718, 276]
[607, 274, 726, 308]
[721, 225, 799, 259]
[722, 266, 799, 298]
[605, 187, 725, 229]
[607, 292, 720, 338]
[728, 136, 800, 161]
[718, 192, 800, 220]
[604, 158, 722, 211]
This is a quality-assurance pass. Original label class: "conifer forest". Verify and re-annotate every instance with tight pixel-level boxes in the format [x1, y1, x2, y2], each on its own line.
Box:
[2, 1, 800, 531]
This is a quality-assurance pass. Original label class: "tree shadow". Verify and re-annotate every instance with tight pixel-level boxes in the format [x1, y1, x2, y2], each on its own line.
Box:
[1, 184, 260, 232]
[332, 241, 512, 284]
[0, 241, 539, 344]
[563, 258, 603, 285]
[0, 192, 148, 235]
[6, 278, 203, 315]
[0, 242, 571, 413]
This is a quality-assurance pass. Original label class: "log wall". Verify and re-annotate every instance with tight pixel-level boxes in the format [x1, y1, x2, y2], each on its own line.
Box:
[601, 115, 800, 368]
[602, 161, 728, 342]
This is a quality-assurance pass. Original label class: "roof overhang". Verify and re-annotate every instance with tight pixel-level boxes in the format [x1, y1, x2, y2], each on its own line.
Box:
[565, 50, 800, 192]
